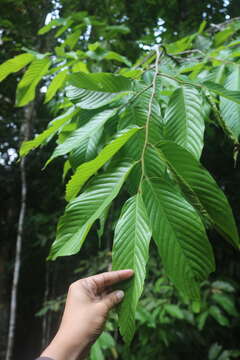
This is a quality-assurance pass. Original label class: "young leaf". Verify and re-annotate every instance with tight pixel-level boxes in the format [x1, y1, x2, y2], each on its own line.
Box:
[66, 126, 140, 201]
[38, 18, 64, 35]
[142, 177, 215, 300]
[164, 86, 204, 159]
[16, 57, 51, 107]
[112, 194, 151, 343]
[20, 106, 79, 157]
[45, 69, 68, 103]
[49, 161, 133, 260]
[0, 53, 35, 82]
[157, 141, 239, 248]
[104, 51, 131, 66]
[203, 81, 240, 104]
[46, 109, 117, 165]
[220, 65, 240, 140]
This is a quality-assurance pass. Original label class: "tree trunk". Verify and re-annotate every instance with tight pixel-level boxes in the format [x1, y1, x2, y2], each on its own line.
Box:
[41, 262, 51, 349]
[5, 104, 34, 360]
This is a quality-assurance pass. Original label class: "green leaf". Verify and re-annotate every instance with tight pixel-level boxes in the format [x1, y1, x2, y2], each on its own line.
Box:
[119, 68, 143, 80]
[157, 141, 239, 249]
[209, 306, 230, 326]
[98, 331, 115, 349]
[97, 204, 110, 241]
[16, 57, 51, 107]
[45, 69, 68, 103]
[0, 53, 35, 82]
[66, 72, 132, 109]
[49, 161, 133, 260]
[38, 18, 65, 35]
[212, 293, 238, 316]
[68, 72, 132, 92]
[208, 343, 223, 360]
[197, 311, 209, 330]
[203, 81, 240, 104]
[64, 30, 81, 50]
[69, 129, 103, 170]
[119, 88, 163, 160]
[112, 194, 151, 343]
[104, 51, 132, 66]
[212, 281, 235, 293]
[63, 160, 71, 181]
[46, 109, 117, 165]
[220, 65, 240, 140]
[165, 34, 196, 54]
[214, 27, 236, 47]
[66, 126, 140, 201]
[164, 86, 204, 159]
[105, 24, 130, 35]
[164, 304, 184, 320]
[142, 177, 215, 300]
[66, 86, 128, 109]
[198, 20, 207, 34]
[90, 331, 115, 360]
[72, 61, 89, 73]
[20, 107, 78, 157]
[90, 340, 104, 360]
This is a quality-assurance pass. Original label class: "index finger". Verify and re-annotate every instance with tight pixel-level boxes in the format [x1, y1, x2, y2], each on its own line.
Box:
[89, 270, 134, 292]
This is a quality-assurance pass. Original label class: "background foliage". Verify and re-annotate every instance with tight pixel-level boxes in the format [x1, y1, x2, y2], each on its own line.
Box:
[1, 1, 240, 359]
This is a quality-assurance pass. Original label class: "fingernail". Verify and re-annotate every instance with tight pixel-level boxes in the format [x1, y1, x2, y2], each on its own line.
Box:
[121, 269, 134, 275]
[116, 290, 124, 300]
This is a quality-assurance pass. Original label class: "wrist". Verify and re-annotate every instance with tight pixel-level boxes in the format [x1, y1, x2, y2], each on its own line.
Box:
[41, 331, 90, 360]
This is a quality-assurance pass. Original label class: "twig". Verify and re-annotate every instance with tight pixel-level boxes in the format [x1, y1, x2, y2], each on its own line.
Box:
[139, 46, 163, 189]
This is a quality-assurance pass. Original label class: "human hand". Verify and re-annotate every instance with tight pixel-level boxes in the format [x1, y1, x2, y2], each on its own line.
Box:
[40, 269, 134, 360]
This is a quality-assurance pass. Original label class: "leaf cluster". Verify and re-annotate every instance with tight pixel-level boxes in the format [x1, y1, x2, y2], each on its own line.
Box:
[1, 15, 240, 343]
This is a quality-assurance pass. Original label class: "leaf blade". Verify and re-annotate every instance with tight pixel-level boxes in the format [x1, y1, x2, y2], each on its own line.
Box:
[46, 109, 117, 165]
[157, 141, 239, 248]
[112, 194, 151, 343]
[164, 86, 204, 159]
[220, 65, 240, 140]
[45, 69, 68, 103]
[203, 80, 240, 104]
[49, 161, 134, 260]
[0, 53, 35, 82]
[20, 106, 78, 157]
[66, 126, 140, 201]
[16, 57, 51, 107]
[142, 177, 215, 300]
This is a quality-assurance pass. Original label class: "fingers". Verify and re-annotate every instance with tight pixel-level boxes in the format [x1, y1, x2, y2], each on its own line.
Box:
[88, 270, 134, 292]
[103, 290, 125, 310]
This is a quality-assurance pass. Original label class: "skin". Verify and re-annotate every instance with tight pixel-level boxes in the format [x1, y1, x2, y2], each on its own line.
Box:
[40, 269, 134, 360]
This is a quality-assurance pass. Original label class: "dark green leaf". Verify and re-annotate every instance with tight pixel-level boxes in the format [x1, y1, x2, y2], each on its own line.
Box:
[112, 194, 151, 343]
[49, 161, 133, 259]
[157, 141, 239, 248]
[142, 177, 215, 300]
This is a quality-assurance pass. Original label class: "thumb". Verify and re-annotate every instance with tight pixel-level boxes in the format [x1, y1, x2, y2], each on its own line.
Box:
[103, 290, 125, 310]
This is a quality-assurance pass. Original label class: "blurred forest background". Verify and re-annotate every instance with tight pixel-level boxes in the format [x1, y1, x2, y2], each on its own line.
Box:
[1, 0, 240, 359]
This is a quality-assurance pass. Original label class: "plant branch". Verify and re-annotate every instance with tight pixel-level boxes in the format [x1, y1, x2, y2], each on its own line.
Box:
[139, 46, 163, 190]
